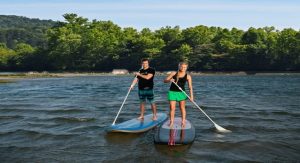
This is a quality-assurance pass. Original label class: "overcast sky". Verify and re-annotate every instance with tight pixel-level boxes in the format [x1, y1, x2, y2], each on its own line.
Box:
[1, 0, 300, 30]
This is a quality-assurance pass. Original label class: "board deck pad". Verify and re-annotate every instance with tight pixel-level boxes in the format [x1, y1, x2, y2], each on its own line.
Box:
[154, 117, 195, 145]
[108, 113, 167, 133]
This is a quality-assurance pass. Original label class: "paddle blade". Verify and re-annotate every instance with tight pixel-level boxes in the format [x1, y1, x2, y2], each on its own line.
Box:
[214, 124, 231, 133]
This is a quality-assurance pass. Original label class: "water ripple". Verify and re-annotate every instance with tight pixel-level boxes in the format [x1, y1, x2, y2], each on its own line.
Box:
[0, 75, 299, 162]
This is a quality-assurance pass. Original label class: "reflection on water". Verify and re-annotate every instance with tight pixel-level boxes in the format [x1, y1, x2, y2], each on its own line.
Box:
[105, 132, 142, 144]
[154, 144, 192, 157]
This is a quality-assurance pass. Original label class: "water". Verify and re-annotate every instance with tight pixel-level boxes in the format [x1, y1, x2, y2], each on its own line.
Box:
[0, 75, 299, 162]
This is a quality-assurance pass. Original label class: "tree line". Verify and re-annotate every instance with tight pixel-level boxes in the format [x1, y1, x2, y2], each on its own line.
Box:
[0, 13, 299, 71]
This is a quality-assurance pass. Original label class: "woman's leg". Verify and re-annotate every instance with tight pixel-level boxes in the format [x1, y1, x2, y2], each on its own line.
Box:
[169, 101, 176, 127]
[179, 100, 186, 127]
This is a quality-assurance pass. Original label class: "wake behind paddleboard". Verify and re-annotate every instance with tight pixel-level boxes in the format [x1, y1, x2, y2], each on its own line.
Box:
[154, 117, 195, 145]
[108, 113, 167, 133]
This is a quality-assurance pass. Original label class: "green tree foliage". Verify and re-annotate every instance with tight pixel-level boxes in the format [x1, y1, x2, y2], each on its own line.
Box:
[0, 43, 15, 70]
[0, 42, 39, 70]
[182, 25, 216, 47]
[47, 14, 86, 70]
[0, 15, 57, 49]
[0, 14, 299, 71]
[274, 28, 300, 70]
[153, 26, 182, 70]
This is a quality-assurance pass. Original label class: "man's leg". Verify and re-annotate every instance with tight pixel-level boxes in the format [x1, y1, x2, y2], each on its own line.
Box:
[138, 102, 145, 120]
[138, 89, 146, 120]
[151, 103, 157, 120]
[147, 89, 157, 120]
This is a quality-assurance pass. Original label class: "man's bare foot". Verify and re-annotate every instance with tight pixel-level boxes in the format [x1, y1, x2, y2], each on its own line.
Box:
[137, 116, 144, 120]
[152, 115, 157, 121]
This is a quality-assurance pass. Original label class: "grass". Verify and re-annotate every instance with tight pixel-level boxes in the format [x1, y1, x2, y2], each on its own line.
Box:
[0, 79, 15, 83]
[0, 72, 58, 78]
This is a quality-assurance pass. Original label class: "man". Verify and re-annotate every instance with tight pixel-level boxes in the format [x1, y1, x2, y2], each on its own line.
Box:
[130, 58, 157, 120]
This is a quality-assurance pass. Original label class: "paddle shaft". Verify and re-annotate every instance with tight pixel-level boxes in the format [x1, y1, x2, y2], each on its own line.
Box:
[112, 76, 137, 125]
[171, 81, 218, 126]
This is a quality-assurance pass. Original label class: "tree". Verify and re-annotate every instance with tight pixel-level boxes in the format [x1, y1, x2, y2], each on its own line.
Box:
[182, 25, 215, 47]
[0, 43, 15, 70]
[47, 13, 87, 70]
[154, 26, 182, 70]
[82, 20, 123, 70]
[274, 28, 299, 70]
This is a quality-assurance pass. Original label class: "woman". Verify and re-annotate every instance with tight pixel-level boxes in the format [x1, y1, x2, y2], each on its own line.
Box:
[164, 62, 194, 127]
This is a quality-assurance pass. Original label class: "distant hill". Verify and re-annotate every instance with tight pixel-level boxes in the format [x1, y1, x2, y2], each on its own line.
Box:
[0, 15, 57, 48]
[0, 15, 56, 29]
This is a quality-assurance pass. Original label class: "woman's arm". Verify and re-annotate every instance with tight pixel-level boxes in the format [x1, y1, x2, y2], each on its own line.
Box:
[187, 74, 194, 102]
[164, 72, 176, 83]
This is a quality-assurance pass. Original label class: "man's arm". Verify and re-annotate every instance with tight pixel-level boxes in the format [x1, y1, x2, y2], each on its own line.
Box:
[130, 77, 138, 90]
[135, 73, 153, 80]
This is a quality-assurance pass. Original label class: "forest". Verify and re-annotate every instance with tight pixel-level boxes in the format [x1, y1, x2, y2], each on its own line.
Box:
[0, 14, 299, 71]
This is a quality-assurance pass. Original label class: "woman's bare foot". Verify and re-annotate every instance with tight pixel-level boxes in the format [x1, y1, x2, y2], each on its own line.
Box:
[169, 121, 174, 127]
[137, 116, 144, 120]
[181, 120, 186, 128]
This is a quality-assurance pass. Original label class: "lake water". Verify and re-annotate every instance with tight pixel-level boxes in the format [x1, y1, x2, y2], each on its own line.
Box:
[0, 75, 299, 162]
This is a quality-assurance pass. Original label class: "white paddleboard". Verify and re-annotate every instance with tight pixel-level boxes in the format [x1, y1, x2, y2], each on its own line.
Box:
[154, 117, 195, 145]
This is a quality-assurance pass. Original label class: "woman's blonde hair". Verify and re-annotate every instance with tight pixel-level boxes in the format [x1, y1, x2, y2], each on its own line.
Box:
[179, 61, 188, 66]
[176, 61, 189, 83]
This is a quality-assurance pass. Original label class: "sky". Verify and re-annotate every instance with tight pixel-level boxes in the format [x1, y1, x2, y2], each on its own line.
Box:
[1, 0, 300, 30]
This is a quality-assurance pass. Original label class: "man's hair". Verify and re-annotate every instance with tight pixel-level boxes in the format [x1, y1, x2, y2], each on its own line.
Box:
[179, 61, 188, 66]
[141, 58, 149, 63]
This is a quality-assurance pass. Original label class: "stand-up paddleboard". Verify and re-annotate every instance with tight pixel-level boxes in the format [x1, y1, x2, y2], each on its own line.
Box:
[108, 113, 167, 133]
[154, 117, 195, 145]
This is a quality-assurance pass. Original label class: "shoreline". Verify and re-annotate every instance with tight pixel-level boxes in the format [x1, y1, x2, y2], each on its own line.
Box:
[0, 71, 300, 80]
[1, 71, 299, 84]
[0, 71, 300, 83]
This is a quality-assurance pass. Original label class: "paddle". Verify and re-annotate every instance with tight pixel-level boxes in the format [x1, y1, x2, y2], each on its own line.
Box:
[112, 76, 137, 125]
[172, 81, 231, 133]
